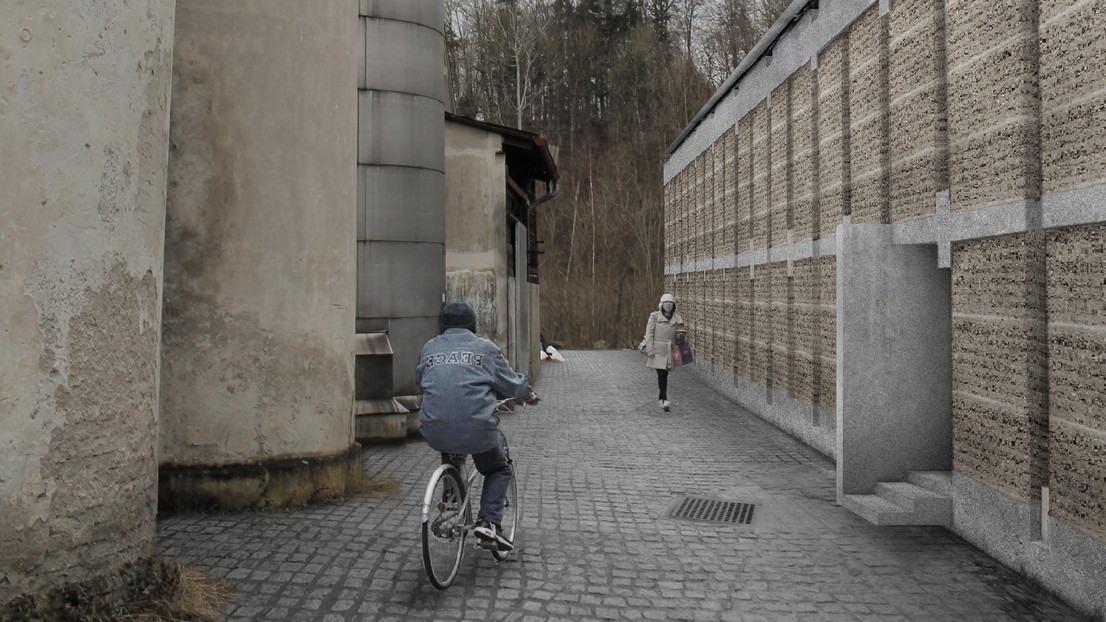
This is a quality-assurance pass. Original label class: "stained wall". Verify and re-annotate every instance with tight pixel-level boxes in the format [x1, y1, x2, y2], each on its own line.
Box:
[0, 0, 175, 603]
[159, 0, 359, 504]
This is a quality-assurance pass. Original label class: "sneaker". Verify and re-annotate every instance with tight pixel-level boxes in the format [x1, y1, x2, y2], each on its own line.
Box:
[474, 521, 513, 552]
[662, 400, 670, 412]
[658, 399, 665, 410]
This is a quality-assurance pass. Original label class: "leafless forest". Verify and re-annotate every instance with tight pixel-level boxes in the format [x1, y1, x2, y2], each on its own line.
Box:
[446, 0, 788, 348]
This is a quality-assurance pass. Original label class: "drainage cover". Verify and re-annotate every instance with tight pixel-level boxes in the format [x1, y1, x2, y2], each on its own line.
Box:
[669, 497, 755, 524]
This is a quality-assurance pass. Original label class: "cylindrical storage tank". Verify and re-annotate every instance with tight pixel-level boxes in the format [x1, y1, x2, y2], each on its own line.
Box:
[356, 0, 446, 440]
[0, 0, 174, 606]
[158, 0, 360, 510]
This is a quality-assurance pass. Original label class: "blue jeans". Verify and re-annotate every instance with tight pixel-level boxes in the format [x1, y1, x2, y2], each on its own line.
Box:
[441, 441, 512, 527]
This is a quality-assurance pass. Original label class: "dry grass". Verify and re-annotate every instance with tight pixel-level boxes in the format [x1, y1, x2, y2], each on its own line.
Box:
[170, 565, 234, 621]
[115, 562, 233, 622]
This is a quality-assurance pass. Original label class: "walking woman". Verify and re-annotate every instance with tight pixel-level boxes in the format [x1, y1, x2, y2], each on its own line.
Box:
[639, 293, 686, 411]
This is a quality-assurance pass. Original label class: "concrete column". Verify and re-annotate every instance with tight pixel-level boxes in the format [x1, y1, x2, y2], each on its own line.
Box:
[159, 0, 360, 511]
[836, 223, 952, 499]
[0, 0, 175, 604]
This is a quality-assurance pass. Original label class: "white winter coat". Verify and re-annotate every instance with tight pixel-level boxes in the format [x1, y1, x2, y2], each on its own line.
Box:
[643, 310, 685, 370]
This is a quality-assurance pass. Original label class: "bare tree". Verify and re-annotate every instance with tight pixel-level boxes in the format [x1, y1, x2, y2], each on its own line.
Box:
[449, 0, 550, 128]
[445, 0, 722, 348]
[673, 0, 706, 60]
[700, 0, 758, 87]
[755, 0, 791, 32]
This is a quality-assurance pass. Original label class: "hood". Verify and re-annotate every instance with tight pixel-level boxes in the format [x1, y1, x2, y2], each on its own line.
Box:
[658, 293, 677, 311]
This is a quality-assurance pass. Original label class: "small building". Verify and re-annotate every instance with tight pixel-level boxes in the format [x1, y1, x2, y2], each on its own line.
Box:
[444, 113, 559, 379]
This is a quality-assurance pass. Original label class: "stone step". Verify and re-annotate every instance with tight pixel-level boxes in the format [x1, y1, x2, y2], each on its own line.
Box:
[841, 494, 913, 525]
[873, 481, 952, 526]
[873, 481, 943, 509]
[907, 470, 952, 496]
[843, 476, 954, 527]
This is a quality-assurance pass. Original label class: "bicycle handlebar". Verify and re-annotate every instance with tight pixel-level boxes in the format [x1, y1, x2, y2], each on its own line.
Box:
[495, 393, 540, 412]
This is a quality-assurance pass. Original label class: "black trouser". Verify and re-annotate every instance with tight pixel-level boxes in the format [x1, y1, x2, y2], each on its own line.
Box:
[440, 444, 512, 527]
[656, 369, 669, 400]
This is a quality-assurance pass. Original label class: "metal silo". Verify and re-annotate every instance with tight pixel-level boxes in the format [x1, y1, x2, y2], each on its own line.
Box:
[158, 1, 361, 511]
[355, 0, 446, 439]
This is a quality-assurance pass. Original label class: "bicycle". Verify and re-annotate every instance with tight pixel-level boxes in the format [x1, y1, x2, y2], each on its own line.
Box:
[419, 395, 538, 590]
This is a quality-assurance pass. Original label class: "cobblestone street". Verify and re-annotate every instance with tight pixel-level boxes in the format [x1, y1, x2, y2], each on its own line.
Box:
[158, 351, 1085, 621]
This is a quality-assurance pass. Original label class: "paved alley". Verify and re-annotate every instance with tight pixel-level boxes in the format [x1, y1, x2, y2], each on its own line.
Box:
[158, 351, 1085, 621]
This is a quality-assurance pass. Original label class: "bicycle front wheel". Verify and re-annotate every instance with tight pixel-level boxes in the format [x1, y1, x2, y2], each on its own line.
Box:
[492, 474, 518, 561]
[493, 432, 519, 562]
[421, 465, 469, 589]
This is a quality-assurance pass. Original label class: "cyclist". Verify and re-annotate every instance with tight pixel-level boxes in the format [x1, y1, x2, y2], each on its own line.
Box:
[416, 301, 539, 552]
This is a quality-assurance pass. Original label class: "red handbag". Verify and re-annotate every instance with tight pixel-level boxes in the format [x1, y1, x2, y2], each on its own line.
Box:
[671, 341, 694, 366]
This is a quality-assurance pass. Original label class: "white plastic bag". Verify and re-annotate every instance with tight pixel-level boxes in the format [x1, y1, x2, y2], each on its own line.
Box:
[545, 345, 565, 362]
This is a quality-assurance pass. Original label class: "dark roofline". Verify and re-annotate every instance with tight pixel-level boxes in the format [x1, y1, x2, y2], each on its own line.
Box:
[446, 111, 538, 142]
[445, 112, 559, 182]
[665, 0, 819, 159]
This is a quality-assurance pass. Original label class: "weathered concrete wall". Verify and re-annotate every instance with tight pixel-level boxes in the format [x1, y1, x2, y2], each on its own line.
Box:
[444, 121, 508, 350]
[159, 0, 358, 502]
[663, 0, 1106, 614]
[0, 0, 175, 603]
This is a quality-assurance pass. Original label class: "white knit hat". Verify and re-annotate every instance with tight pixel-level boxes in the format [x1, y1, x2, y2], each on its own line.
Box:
[658, 293, 676, 310]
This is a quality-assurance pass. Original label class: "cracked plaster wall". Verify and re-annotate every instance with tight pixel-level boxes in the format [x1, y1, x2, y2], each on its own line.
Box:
[0, 0, 175, 603]
[444, 122, 508, 351]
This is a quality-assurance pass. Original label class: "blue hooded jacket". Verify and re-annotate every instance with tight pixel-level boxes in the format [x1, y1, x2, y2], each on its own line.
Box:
[416, 328, 533, 454]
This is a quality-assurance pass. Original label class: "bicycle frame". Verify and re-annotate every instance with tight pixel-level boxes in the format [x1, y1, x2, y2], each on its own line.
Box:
[418, 461, 480, 528]
[420, 399, 526, 589]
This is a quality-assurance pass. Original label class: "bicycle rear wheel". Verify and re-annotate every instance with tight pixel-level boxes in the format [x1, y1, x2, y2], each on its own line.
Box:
[421, 465, 469, 589]
[492, 432, 518, 562]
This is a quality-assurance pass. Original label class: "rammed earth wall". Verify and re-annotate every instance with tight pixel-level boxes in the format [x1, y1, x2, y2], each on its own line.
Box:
[664, 0, 1106, 616]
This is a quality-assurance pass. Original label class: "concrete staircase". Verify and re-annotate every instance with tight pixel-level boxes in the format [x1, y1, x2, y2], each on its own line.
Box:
[841, 471, 952, 527]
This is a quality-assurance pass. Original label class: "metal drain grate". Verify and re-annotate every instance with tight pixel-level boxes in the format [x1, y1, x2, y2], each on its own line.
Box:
[669, 497, 755, 524]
